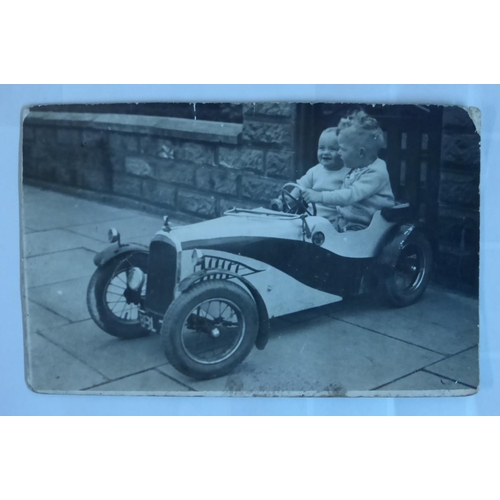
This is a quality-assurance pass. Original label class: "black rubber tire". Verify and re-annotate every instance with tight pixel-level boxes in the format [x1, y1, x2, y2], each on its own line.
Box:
[384, 231, 433, 307]
[161, 281, 259, 380]
[87, 252, 149, 339]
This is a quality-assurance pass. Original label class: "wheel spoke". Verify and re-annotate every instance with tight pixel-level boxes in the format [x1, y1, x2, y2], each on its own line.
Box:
[181, 297, 244, 365]
[200, 303, 215, 320]
[99, 263, 147, 326]
[108, 283, 126, 291]
[118, 300, 128, 318]
[107, 298, 126, 305]
[110, 298, 126, 313]
[113, 274, 127, 286]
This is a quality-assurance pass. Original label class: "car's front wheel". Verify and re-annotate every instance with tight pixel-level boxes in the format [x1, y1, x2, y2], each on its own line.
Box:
[384, 231, 433, 307]
[87, 252, 150, 339]
[161, 281, 259, 379]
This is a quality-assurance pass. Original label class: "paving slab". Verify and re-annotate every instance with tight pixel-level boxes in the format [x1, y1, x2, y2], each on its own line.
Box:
[41, 319, 169, 380]
[327, 288, 478, 356]
[69, 215, 165, 243]
[281, 303, 339, 324]
[85, 368, 191, 393]
[24, 299, 70, 332]
[26, 333, 108, 392]
[29, 276, 92, 323]
[25, 248, 96, 288]
[22, 228, 103, 257]
[21, 185, 479, 397]
[22, 186, 136, 231]
[376, 370, 470, 392]
[425, 347, 479, 388]
[158, 316, 445, 395]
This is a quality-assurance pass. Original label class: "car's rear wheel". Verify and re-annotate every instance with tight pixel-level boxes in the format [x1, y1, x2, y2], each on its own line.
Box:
[384, 232, 432, 307]
[161, 281, 258, 379]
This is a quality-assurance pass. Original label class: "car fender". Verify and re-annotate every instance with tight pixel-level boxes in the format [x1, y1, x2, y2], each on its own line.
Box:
[93, 242, 149, 267]
[178, 269, 270, 351]
[375, 223, 423, 276]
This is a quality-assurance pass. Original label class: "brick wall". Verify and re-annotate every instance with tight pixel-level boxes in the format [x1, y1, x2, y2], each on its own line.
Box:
[23, 106, 298, 219]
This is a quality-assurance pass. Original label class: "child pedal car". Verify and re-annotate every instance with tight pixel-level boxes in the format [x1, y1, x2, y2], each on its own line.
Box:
[87, 182, 432, 380]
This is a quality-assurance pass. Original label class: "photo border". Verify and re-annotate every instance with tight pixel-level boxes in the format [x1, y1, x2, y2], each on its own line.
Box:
[2, 84, 497, 415]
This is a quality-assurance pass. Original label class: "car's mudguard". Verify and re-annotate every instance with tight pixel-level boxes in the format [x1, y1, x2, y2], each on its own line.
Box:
[93, 242, 149, 267]
[375, 223, 421, 276]
[178, 269, 270, 350]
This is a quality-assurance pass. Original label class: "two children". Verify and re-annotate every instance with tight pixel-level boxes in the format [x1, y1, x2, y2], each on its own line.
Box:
[299, 111, 395, 231]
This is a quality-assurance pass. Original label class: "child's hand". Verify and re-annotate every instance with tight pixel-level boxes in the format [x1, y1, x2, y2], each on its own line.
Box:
[302, 189, 323, 204]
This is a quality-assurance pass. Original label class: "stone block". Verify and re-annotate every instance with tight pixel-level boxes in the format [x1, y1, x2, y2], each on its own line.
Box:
[57, 128, 81, 145]
[437, 211, 479, 251]
[31, 141, 50, 161]
[242, 121, 293, 148]
[155, 159, 196, 186]
[442, 107, 477, 133]
[35, 127, 57, 144]
[22, 144, 36, 177]
[37, 160, 57, 183]
[196, 167, 238, 196]
[243, 102, 294, 117]
[142, 180, 177, 208]
[439, 171, 479, 208]
[434, 249, 479, 290]
[79, 169, 111, 192]
[175, 141, 216, 165]
[266, 150, 294, 178]
[178, 190, 216, 218]
[113, 174, 142, 198]
[441, 133, 480, 169]
[23, 126, 35, 142]
[218, 146, 264, 173]
[124, 157, 153, 177]
[56, 167, 79, 186]
[82, 130, 108, 148]
[108, 151, 124, 173]
[82, 148, 110, 171]
[109, 132, 139, 152]
[140, 136, 175, 159]
[241, 176, 282, 202]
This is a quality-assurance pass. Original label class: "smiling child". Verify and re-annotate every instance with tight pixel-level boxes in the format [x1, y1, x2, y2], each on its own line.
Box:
[295, 127, 350, 222]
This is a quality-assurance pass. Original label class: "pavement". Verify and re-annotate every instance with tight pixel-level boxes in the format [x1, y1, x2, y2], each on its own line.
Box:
[21, 184, 480, 397]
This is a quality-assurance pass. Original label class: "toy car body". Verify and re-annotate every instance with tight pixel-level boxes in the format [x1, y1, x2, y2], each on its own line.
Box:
[87, 190, 432, 379]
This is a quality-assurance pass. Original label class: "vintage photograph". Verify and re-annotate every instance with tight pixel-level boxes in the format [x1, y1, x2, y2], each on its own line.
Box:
[21, 102, 480, 396]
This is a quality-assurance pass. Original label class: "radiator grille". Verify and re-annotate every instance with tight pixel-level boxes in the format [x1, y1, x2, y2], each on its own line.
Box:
[145, 239, 177, 316]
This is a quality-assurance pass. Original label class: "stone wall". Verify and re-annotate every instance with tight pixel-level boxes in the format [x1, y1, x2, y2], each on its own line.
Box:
[436, 107, 480, 289]
[23, 105, 298, 219]
[22, 105, 480, 291]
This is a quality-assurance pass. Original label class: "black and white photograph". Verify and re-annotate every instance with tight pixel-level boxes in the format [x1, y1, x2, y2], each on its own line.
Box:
[21, 101, 480, 396]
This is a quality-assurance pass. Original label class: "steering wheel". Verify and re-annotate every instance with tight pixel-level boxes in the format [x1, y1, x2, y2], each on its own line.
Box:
[280, 183, 317, 216]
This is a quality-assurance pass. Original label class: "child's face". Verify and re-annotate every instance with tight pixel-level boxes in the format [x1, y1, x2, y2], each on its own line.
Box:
[338, 133, 364, 169]
[317, 132, 343, 170]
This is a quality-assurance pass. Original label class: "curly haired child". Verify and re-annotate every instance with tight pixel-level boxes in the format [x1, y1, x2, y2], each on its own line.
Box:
[303, 111, 395, 231]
